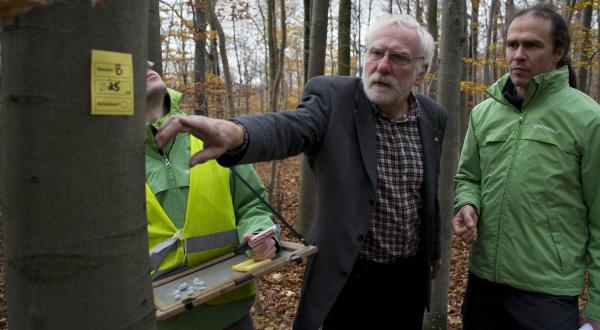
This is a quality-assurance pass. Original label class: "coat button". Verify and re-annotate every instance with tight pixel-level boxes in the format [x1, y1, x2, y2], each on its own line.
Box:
[357, 234, 364, 242]
[340, 272, 348, 278]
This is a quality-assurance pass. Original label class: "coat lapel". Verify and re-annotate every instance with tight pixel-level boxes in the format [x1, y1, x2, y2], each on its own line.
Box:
[417, 95, 442, 195]
[354, 81, 377, 189]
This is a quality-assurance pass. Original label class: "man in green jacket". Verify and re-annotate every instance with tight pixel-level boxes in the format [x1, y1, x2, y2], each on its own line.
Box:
[145, 60, 277, 330]
[452, 4, 600, 329]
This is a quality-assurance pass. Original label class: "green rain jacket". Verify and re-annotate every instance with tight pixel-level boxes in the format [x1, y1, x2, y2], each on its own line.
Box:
[455, 67, 600, 319]
[145, 89, 276, 330]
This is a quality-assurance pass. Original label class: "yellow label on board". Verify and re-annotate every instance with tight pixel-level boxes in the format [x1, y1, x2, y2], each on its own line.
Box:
[91, 49, 134, 116]
[231, 258, 272, 272]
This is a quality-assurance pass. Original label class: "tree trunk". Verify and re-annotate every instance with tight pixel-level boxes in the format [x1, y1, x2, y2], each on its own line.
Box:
[470, 0, 479, 106]
[423, 0, 465, 328]
[0, 2, 155, 329]
[208, 20, 220, 76]
[268, 0, 287, 210]
[206, 0, 236, 118]
[193, 0, 209, 116]
[596, 6, 600, 99]
[483, 0, 497, 86]
[303, 0, 311, 84]
[149, 0, 162, 76]
[460, 6, 470, 147]
[426, 0, 438, 98]
[353, 0, 364, 76]
[297, 0, 329, 236]
[337, 0, 351, 76]
[577, 1, 592, 93]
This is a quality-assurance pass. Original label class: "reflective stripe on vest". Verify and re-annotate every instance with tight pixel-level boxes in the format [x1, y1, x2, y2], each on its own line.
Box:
[148, 228, 238, 273]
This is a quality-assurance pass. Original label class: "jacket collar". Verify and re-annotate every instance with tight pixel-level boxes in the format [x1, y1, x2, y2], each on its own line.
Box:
[150, 88, 184, 129]
[487, 66, 570, 109]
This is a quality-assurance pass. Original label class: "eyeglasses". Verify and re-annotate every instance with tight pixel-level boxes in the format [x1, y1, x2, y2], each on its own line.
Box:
[147, 61, 155, 70]
[366, 48, 424, 66]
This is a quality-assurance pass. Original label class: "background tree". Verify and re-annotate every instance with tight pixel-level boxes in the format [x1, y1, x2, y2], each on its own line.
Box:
[206, 0, 236, 118]
[149, 0, 163, 76]
[0, 2, 155, 328]
[422, 0, 465, 328]
[426, 0, 438, 98]
[267, 0, 288, 215]
[577, 1, 592, 93]
[192, 0, 209, 115]
[337, 0, 351, 76]
[296, 0, 329, 237]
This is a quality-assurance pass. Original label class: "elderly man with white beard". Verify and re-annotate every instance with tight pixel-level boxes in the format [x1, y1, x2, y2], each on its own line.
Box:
[154, 14, 447, 330]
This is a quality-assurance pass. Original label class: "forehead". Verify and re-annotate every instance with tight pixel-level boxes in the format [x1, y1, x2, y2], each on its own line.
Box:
[507, 13, 553, 43]
[369, 22, 420, 54]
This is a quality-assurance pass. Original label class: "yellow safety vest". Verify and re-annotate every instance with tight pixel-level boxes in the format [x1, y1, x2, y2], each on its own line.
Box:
[146, 136, 255, 304]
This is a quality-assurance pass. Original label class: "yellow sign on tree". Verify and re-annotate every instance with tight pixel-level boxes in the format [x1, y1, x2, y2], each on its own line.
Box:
[90, 49, 133, 116]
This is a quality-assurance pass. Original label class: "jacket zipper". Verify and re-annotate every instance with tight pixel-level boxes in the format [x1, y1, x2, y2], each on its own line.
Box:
[494, 110, 525, 281]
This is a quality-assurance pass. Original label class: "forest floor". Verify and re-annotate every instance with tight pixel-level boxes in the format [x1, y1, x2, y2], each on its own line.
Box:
[0, 156, 469, 330]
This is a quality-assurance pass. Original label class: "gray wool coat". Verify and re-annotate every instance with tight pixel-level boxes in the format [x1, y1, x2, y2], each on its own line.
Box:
[219, 75, 447, 330]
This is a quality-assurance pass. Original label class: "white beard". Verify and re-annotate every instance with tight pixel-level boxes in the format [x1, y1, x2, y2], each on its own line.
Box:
[363, 69, 416, 108]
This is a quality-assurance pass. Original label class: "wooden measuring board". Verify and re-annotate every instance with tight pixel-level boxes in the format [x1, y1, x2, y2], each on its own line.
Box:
[153, 241, 317, 321]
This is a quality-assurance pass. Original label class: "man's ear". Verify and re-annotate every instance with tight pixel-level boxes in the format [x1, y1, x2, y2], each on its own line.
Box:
[415, 63, 429, 86]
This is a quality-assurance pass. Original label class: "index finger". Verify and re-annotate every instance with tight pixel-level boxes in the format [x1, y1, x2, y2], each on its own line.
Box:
[155, 116, 189, 149]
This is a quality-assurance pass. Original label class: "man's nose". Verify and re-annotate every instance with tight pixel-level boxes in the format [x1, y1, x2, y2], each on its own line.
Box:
[376, 54, 392, 74]
[513, 46, 526, 59]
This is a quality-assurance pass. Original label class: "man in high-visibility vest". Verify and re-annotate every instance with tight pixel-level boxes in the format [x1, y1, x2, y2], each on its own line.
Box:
[145, 60, 277, 330]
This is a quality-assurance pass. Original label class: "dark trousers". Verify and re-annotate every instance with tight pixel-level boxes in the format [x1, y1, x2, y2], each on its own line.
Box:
[462, 272, 579, 330]
[323, 254, 427, 330]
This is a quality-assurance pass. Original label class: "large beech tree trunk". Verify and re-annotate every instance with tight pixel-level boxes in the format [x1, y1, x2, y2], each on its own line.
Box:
[0, 2, 155, 328]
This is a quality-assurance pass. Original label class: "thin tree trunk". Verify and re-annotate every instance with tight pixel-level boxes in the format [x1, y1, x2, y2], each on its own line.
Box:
[470, 0, 479, 106]
[416, 0, 423, 23]
[423, 0, 465, 328]
[303, 0, 311, 84]
[483, 0, 497, 86]
[193, 0, 209, 116]
[338, 0, 351, 76]
[268, 0, 287, 213]
[206, 0, 236, 118]
[577, 1, 592, 93]
[0, 2, 155, 328]
[596, 6, 600, 99]
[267, 0, 277, 112]
[426, 0, 438, 98]
[231, 6, 243, 111]
[298, 0, 329, 236]
[149, 0, 162, 76]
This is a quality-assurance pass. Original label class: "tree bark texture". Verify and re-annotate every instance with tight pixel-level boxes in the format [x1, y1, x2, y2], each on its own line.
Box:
[337, 0, 351, 76]
[148, 0, 162, 76]
[297, 0, 329, 236]
[206, 0, 236, 118]
[193, 0, 209, 116]
[0, 2, 155, 329]
[423, 0, 464, 328]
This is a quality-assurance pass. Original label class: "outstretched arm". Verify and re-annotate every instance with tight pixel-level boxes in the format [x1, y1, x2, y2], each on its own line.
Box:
[155, 116, 245, 166]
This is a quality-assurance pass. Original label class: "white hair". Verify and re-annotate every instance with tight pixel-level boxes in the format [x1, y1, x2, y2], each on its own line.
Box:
[364, 14, 435, 69]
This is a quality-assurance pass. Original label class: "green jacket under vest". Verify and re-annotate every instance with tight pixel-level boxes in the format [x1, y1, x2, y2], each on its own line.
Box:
[145, 89, 275, 330]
